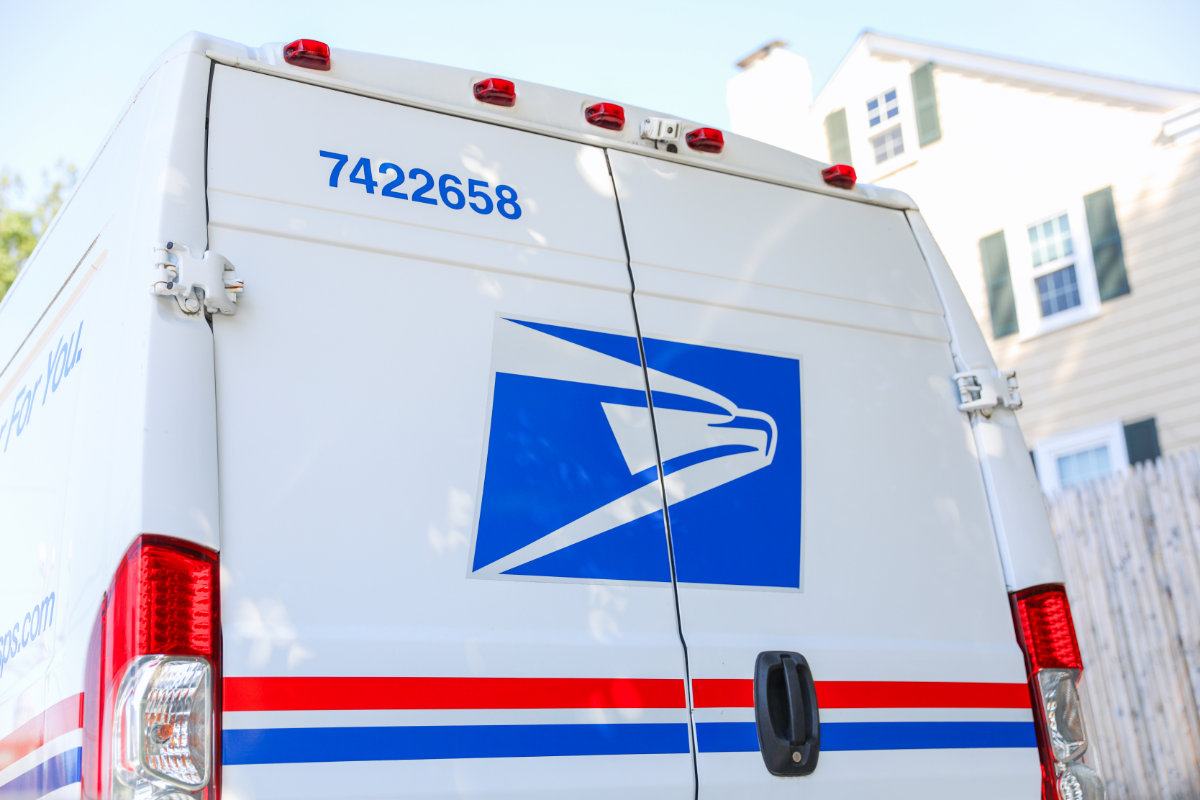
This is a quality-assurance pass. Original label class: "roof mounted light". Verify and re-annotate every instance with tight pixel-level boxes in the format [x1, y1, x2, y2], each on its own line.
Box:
[685, 127, 724, 154]
[822, 164, 857, 190]
[283, 39, 331, 71]
[474, 78, 516, 107]
[585, 102, 626, 131]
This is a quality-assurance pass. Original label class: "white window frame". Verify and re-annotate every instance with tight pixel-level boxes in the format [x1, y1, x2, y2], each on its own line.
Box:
[1032, 420, 1129, 493]
[866, 88, 900, 128]
[1007, 199, 1101, 339]
[869, 126, 905, 165]
[852, 79, 919, 179]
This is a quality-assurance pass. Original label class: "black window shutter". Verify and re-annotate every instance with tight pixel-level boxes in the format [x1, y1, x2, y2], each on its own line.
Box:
[824, 108, 852, 166]
[979, 231, 1018, 338]
[910, 62, 942, 147]
[1084, 186, 1131, 301]
[1124, 418, 1161, 466]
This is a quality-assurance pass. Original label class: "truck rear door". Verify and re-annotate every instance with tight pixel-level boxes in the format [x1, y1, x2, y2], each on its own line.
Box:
[205, 66, 694, 800]
[607, 150, 1041, 799]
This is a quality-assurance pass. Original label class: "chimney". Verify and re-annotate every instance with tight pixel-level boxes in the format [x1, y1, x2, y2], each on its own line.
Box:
[727, 41, 817, 156]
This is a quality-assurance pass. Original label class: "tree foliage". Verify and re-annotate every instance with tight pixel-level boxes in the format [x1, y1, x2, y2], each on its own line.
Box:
[0, 164, 77, 301]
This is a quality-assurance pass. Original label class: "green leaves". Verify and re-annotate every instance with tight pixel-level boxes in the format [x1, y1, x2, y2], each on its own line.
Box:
[1, 163, 76, 301]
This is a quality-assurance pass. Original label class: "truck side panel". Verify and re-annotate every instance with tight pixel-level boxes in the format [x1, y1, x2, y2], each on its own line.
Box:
[0, 42, 215, 799]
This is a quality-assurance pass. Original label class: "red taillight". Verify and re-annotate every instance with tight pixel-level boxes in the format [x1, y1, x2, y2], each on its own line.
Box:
[685, 127, 724, 154]
[585, 102, 625, 131]
[283, 39, 331, 71]
[1011, 585, 1103, 800]
[83, 535, 221, 800]
[1012, 585, 1083, 673]
[474, 78, 516, 107]
[822, 164, 857, 190]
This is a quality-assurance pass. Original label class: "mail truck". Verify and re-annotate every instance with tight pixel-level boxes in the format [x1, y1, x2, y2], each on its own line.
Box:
[0, 34, 1103, 800]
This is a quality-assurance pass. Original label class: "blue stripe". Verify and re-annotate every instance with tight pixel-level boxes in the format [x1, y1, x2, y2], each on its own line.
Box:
[224, 723, 691, 765]
[0, 747, 82, 797]
[695, 722, 1037, 753]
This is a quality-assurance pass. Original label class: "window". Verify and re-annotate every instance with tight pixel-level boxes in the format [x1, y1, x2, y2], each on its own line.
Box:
[1032, 421, 1129, 493]
[870, 127, 904, 164]
[822, 64, 940, 183]
[979, 185, 1130, 340]
[866, 89, 899, 128]
[1028, 214, 1082, 317]
[1055, 445, 1112, 488]
[1015, 205, 1098, 334]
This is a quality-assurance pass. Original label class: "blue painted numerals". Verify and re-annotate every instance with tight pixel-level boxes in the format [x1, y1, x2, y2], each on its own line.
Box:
[318, 150, 522, 220]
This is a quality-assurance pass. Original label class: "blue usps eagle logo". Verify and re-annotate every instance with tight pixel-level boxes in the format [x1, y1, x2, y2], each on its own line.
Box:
[471, 318, 802, 588]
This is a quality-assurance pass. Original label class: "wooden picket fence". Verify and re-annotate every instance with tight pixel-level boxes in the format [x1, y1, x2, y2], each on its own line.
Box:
[1045, 448, 1200, 799]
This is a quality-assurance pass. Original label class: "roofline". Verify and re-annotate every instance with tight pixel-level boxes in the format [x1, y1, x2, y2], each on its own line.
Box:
[818, 30, 1200, 111]
[188, 34, 916, 210]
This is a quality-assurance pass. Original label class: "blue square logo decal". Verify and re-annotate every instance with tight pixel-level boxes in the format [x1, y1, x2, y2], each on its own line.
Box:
[472, 318, 802, 588]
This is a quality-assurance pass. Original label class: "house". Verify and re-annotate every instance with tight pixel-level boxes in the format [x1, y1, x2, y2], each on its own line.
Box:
[728, 34, 1200, 492]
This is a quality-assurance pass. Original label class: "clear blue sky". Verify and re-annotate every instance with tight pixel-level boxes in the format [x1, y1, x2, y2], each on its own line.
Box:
[2, 0, 1198, 197]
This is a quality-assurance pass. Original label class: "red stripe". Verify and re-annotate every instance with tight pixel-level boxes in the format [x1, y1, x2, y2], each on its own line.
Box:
[692, 680, 1030, 710]
[0, 694, 85, 772]
[690, 679, 752, 709]
[224, 677, 687, 712]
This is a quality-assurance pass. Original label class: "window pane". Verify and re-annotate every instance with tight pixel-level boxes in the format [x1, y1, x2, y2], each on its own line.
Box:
[871, 127, 904, 164]
[866, 90, 898, 128]
[1036, 265, 1082, 316]
[1028, 213, 1073, 268]
[1057, 445, 1112, 488]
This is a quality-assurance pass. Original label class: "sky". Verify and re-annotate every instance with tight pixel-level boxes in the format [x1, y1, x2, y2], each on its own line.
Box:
[1, 0, 1198, 202]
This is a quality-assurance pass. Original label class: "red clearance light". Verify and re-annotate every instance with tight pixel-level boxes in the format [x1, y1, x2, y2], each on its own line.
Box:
[1012, 584, 1083, 673]
[474, 78, 516, 107]
[585, 102, 626, 131]
[822, 164, 857, 190]
[685, 127, 724, 154]
[283, 39, 331, 71]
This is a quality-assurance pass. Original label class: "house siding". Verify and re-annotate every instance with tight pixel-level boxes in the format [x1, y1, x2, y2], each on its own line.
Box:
[989, 143, 1200, 453]
[834, 57, 1200, 458]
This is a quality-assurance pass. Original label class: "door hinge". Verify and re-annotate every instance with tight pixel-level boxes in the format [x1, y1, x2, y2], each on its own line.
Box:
[151, 241, 243, 316]
[954, 368, 1022, 417]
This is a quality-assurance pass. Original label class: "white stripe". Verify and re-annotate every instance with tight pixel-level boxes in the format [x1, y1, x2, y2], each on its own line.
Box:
[0, 730, 82, 786]
[223, 707, 689, 729]
[690, 707, 1034, 724]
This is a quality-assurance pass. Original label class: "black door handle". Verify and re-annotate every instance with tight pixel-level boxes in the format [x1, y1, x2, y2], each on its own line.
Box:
[754, 651, 820, 776]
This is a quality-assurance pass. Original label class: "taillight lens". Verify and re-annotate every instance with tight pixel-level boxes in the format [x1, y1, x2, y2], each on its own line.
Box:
[84, 536, 221, 800]
[1011, 585, 1104, 800]
[283, 39, 331, 71]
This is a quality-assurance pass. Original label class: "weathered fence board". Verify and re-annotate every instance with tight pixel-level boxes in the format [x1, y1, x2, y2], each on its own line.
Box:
[1046, 449, 1200, 799]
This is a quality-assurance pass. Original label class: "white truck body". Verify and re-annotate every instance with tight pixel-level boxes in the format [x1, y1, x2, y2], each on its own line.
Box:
[0, 33, 1093, 800]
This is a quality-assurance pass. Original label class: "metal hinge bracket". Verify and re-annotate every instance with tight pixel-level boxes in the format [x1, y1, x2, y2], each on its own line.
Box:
[640, 117, 683, 151]
[955, 368, 1022, 417]
[151, 241, 243, 316]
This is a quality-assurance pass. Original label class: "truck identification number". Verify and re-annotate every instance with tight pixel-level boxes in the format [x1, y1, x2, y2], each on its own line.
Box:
[319, 150, 522, 220]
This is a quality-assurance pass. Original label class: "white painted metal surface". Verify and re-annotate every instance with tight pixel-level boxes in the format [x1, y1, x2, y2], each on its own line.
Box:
[207, 66, 692, 800]
[0, 42, 217, 800]
[609, 150, 1040, 798]
[0, 32, 1068, 800]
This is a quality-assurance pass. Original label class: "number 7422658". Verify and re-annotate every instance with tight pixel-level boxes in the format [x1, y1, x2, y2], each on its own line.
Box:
[318, 150, 522, 220]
